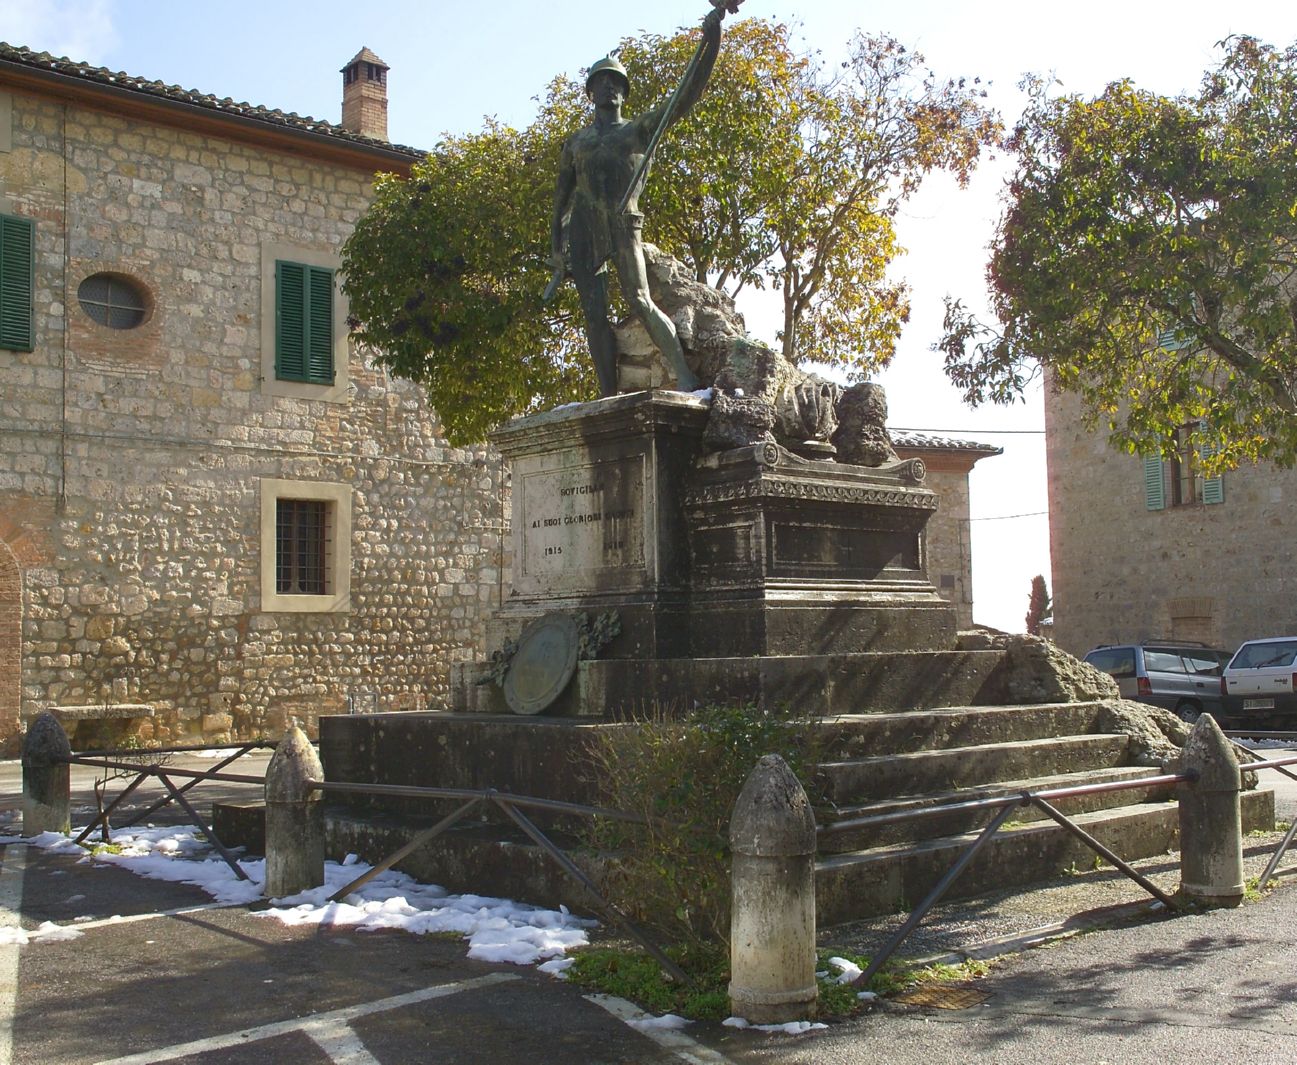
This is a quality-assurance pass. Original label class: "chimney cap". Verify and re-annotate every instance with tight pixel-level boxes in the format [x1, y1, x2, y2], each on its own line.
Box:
[342, 46, 389, 73]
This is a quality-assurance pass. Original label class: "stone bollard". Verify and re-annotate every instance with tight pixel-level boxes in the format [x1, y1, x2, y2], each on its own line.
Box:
[264, 726, 325, 897]
[22, 712, 72, 836]
[728, 754, 818, 1024]
[1178, 714, 1244, 907]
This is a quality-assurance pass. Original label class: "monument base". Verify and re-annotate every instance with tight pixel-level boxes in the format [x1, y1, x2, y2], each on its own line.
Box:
[469, 391, 955, 705]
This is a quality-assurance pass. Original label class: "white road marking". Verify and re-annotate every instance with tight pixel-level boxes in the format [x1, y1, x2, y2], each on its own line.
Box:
[308, 1017, 383, 1065]
[57, 900, 248, 931]
[92, 972, 518, 1064]
[0, 844, 26, 1065]
[585, 993, 735, 1065]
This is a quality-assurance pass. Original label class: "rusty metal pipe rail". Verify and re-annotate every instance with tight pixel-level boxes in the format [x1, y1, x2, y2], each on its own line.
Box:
[66, 740, 281, 759]
[818, 771, 1190, 837]
[63, 756, 264, 786]
[308, 779, 647, 825]
[1226, 731, 1297, 739]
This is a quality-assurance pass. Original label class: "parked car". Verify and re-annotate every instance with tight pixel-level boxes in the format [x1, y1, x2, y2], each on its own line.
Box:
[1221, 636, 1297, 724]
[1082, 642, 1232, 721]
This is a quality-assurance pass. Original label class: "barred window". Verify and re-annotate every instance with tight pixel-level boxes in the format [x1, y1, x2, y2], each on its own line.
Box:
[78, 272, 149, 330]
[276, 499, 330, 595]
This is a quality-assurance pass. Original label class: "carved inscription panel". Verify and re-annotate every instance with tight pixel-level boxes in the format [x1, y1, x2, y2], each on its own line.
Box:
[517, 454, 647, 594]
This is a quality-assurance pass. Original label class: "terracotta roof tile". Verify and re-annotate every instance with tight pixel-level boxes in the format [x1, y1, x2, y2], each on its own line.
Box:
[891, 429, 1002, 455]
[0, 41, 421, 158]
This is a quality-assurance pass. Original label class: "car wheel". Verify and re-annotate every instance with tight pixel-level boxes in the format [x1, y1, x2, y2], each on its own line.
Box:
[1175, 701, 1202, 724]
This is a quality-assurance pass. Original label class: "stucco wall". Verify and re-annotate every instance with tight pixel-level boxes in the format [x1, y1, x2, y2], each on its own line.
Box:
[0, 88, 505, 749]
[1045, 387, 1296, 658]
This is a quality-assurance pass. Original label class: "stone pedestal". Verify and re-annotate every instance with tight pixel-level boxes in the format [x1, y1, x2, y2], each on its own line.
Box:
[455, 390, 955, 715]
[487, 390, 708, 660]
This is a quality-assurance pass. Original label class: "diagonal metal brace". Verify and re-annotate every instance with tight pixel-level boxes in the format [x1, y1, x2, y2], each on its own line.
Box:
[1026, 795, 1179, 910]
[119, 745, 259, 829]
[155, 772, 249, 882]
[854, 801, 1021, 989]
[74, 772, 148, 846]
[328, 797, 485, 903]
[495, 796, 688, 985]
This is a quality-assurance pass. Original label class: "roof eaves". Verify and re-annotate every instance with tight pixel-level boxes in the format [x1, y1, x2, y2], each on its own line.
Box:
[0, 43, 423, 166]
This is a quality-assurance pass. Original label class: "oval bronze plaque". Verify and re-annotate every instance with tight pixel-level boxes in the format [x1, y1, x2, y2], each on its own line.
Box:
[503, 613, 580, 715]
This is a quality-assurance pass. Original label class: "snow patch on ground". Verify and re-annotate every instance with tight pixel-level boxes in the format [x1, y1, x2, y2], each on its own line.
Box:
[627, 1013, 691, 1032]
[723, 1017, 827, 1034]
[18, 826, 594, 965]
[0, 920, 83, 945]
[825, 956, 863, 984]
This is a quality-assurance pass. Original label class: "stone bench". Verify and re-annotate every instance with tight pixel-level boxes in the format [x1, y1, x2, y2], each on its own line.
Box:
[36, 704, 156, 750]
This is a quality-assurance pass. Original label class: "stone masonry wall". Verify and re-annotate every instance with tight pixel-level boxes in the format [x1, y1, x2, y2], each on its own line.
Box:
[0, 89, 505, 751]
[1046, 386, 1296, 657]
[892, 449, 977, 631]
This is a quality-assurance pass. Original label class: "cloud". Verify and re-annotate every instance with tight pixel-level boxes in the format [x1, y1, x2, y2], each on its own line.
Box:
[0, 0, 119, 62]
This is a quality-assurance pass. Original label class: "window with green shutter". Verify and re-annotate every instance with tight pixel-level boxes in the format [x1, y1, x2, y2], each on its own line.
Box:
[1199, 439, 1224, 505]
[275, 260, 334, 384]
[1143, 454, 1166, 511]
[1144, 424, 1224, 509]
[0, 213, 35, 352]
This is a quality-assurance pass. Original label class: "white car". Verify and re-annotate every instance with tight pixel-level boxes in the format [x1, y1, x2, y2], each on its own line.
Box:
[1222, 637, 1297, 723]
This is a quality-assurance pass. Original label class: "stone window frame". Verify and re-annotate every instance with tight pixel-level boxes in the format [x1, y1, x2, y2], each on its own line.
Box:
[259, 478, 352, 613]
[260, 242, 350, 404]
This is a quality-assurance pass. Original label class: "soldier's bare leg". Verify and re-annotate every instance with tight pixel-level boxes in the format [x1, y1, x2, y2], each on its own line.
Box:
[615, 237, 701, 393]
[572, 265, 621, 397]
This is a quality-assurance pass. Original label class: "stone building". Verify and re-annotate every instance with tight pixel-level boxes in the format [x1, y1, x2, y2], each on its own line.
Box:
[1045, 385, 1294, 657]
[0, 44, 507, 751]
[892, 431, 1000, 631]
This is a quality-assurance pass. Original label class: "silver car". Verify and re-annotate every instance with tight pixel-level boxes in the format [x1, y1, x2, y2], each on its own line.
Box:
[1083, 642, 1231, 722]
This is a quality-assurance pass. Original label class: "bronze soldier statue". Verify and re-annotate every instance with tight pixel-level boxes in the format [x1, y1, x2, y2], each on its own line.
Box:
[548, 2, 737, 396]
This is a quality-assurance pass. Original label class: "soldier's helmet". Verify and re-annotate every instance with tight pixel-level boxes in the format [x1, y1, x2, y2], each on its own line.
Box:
[585, 55, 630, 99]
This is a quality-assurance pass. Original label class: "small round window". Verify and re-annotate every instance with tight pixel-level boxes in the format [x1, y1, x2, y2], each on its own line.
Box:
[78, 273, 149, 329]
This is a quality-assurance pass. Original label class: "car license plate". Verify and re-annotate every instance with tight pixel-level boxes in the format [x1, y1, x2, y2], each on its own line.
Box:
[1243, 698, 1275, 710]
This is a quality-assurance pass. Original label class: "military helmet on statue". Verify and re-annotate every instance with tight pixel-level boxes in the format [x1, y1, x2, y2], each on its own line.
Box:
[585, 55, 630, 98]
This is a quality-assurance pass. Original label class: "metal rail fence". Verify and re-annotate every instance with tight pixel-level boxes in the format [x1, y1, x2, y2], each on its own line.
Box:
[42, 734, 1297, 992]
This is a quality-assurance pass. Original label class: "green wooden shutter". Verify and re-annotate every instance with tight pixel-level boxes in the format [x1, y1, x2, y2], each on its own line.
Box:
[275, 260, 306, 380]
[306, 266, 334, 384]
[275, 260, 334, 384]
[1200, 439, 1224, 505]
[1143, 455, 1165, 511]
[0, 213, 35, 352]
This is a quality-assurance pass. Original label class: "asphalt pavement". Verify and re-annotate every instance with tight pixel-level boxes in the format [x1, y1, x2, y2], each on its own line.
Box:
[0, 748, 1293, 1064]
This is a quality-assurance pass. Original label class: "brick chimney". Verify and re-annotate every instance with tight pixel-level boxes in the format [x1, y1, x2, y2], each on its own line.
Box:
[340, 47, 389, 141]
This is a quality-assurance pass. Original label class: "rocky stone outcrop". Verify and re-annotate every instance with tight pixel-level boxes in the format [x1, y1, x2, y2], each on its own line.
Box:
[959, 631, 1120, 704]
[614, 244, 895, 465]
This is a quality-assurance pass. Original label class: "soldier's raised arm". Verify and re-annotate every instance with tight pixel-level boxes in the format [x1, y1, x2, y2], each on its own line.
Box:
[634, 4, 726, 139]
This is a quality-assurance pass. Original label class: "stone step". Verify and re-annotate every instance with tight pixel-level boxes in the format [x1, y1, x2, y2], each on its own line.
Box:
[815, 788, 1276, 926]
[815, 765, 1175, 854]
[451, 649, 1017, 719]
[816, 734, 1133, 804]
[812, 702, 1110, 757]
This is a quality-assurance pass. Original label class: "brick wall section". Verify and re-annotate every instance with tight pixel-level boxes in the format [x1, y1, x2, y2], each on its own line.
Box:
[0, 89, 505, 747]
[1046, 386, 1297, 657]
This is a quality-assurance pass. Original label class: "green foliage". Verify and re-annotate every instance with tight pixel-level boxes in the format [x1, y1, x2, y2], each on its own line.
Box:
[587, 703, 820, 948]
[342, 118, 593, 444]
[941, 37, 1297, 472]
[343, 20, 999, 443]
[1025, 574, 1052, 635]
[565, 944, 991, 1021]
[567, 942, 732, 1020]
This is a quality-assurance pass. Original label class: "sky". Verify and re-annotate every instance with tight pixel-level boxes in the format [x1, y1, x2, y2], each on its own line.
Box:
[2, 0, 1291, 632]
